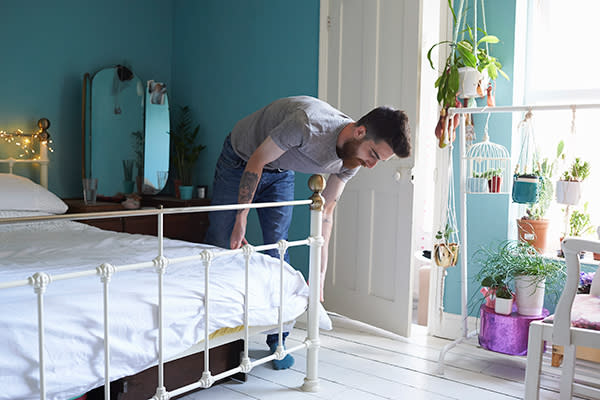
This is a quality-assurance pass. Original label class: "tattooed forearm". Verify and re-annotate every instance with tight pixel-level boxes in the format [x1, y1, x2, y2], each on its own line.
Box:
[238, 171, 259, 204]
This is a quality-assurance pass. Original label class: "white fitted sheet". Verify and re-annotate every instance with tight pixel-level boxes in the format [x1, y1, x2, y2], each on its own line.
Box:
[0, 212, 330, 400]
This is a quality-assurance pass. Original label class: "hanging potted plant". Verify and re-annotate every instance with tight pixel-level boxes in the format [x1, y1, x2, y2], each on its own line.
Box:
[169, 106, 206, 200]
[556, 157, 590, 205]
[427, 0, 509, 149]
[433, 223, 459, 267]
[517, 141, 564, 254]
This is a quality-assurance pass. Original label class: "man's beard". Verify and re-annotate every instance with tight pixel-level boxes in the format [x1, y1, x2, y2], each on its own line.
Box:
[337, 138, 363, 169]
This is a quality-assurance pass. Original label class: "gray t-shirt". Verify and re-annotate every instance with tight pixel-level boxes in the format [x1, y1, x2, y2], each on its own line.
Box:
[230, 96, 359, 182]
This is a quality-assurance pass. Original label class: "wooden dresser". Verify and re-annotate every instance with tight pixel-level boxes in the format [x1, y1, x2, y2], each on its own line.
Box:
[63, 196, 210, 243]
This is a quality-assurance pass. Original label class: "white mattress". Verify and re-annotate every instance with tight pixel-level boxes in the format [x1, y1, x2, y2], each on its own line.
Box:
[0, 212, 330, 400]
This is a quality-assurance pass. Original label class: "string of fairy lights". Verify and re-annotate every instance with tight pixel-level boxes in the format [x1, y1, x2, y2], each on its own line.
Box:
[0, 125, 54, 158]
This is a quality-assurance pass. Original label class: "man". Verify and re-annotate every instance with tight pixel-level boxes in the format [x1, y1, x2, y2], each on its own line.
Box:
[205, 95, 411, 369]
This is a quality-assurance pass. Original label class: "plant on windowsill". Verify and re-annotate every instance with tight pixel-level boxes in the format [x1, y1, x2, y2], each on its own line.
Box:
[556, 157, 590, 206]
[427, 0, 509, 148]
[169, 105, 206, 200]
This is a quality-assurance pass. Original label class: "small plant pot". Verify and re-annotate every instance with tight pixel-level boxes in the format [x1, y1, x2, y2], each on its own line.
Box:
[515, 275, 546, 316]
[555, 180, 582, 205]
[517, 218, 550, 254]
[458, 67, 488, 99]
[488, 176, 502, 193]
[467, 177, 488, 193]
[594, 252, 600, 261]
[179, 185, 194, 200]
[512, 174, 541, 204]
[433, 242, 459, 267]
[494, 297, 513, 315]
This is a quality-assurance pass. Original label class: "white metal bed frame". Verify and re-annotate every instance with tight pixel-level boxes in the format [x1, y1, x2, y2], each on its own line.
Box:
[435, 103, 600, 375]
[0, 148, 326, 400]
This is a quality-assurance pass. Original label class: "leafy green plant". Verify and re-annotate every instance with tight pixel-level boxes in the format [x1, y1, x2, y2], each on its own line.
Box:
[473, 240, 565, 301]
[569, 202, 594, 237]
[561, 157, 590, 182]
[525, 140, 565, 220]
[170, 106, 206, 186]
[435, 222, 456, 243]
[426, 1, 509, 109]
[473, 168, 502, 179]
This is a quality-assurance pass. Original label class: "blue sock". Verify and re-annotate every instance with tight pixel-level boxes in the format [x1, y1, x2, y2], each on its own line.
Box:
[266, 333, 294, 370]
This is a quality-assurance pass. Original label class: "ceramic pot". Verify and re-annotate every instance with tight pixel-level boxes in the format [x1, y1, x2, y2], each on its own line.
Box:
[179, 185, 193, 200]
[494, 297, 513, 315]
[467, 177, 488, 193]
[458, 67, 488, 99]
[515, 275, 546, 316]
[555, 180, 582, 205]
[512, 175, 540, 204]
[433, 243, 459, 267]
[488, 176, 502, 193]
[517, 218, 550, 254]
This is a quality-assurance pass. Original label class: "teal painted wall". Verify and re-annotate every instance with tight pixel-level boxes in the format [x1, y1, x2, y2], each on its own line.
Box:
[0, 0, 173, 198]
[443, 1, 517, 315]
[171, 0, 320, 276]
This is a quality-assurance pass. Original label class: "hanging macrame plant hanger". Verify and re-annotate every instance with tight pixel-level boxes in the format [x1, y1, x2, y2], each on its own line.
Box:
[513, 110, 542, 204]
[434, 143, 460, 267]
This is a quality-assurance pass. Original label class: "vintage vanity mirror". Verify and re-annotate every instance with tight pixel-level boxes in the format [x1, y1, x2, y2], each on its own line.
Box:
[82, 65, 170, 197]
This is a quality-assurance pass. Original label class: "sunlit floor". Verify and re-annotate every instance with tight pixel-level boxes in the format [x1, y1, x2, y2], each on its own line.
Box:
[178, 314, 598, 399]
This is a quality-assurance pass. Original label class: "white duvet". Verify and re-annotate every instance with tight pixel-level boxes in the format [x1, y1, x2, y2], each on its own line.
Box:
[0, 212, 330, 400]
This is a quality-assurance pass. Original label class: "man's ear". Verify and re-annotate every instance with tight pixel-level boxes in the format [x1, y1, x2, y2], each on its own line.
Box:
[354, 125, 367, 139]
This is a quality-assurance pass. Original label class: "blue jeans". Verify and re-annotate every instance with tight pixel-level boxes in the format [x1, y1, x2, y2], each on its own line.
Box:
[205, 134, 295, 262]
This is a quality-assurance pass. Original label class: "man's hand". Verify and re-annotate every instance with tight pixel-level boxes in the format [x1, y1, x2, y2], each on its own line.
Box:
[230, 214, 248, 249]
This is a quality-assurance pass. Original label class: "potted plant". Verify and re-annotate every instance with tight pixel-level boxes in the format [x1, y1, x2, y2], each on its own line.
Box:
[475, 168, 503, 193]
[556, 157, 590, 205]
[474, 240, 565, 316]
[467, 171, 488, 193]
[427, 1, 509, 148]
[433, 222, 459, 267]
[170, 106, 206, 200]
[473, 241, 514, 312]
[509, 241, 565, 316]
[516, 141, 564, 254]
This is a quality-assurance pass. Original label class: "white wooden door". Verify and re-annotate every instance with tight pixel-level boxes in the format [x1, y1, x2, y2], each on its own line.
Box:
[319, 0, 426, 336]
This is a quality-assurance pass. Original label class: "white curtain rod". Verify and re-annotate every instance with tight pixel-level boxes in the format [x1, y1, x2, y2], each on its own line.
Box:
[447, 103, 600, 115]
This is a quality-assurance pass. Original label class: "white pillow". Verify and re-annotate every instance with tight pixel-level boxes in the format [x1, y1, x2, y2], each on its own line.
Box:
[0, 173, 68, 214]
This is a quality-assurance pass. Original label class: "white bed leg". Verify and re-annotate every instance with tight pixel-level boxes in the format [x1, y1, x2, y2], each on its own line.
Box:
[524, 321, 544, 400]
[302, 175, 324, 392]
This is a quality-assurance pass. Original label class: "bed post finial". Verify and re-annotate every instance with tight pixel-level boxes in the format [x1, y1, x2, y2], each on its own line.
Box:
[308, 174, 326, 211]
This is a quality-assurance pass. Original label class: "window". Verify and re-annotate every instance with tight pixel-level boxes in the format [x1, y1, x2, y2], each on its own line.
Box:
[522, 0, 600, 246]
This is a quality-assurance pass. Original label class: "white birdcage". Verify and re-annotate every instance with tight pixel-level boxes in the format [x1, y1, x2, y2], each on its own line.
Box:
[465, 114, 511, 194]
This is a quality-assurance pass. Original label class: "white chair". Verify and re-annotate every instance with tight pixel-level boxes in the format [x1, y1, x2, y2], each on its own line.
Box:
[524, 237, 600, 399]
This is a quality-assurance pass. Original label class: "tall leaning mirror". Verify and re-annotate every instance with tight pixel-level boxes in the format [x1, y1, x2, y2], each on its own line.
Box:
[82, 65, 170, 197]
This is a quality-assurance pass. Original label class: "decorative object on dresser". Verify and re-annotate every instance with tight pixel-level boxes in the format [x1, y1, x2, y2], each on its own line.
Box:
[82, 65, 170, 197]
[63, 196, 210, 243]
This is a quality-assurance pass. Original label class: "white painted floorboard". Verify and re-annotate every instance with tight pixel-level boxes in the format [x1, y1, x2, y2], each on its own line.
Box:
[180, 314, 596, 400]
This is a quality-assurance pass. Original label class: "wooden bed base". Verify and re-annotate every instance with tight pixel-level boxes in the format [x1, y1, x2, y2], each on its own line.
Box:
[86, 340, 246, 399]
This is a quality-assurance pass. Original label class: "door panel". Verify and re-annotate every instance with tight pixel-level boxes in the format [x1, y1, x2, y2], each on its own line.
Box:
[320, 0, 421, 336]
